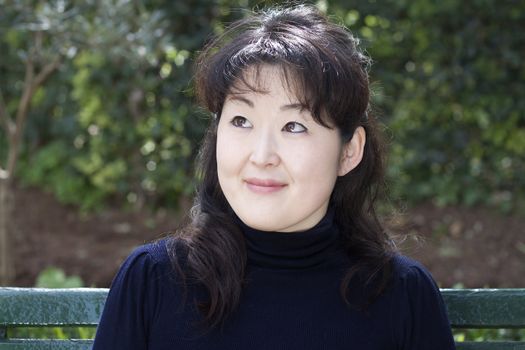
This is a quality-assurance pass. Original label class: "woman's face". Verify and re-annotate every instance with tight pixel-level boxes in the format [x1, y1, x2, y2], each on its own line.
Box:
[216, 65, 363, 232]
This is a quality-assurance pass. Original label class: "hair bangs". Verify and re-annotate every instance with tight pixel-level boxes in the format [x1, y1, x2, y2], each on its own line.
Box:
[195, 8, 371, 137]
[207, 32, 350, 129]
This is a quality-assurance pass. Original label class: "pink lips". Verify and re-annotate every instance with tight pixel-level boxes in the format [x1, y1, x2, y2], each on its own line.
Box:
[245, 178, 287, 194]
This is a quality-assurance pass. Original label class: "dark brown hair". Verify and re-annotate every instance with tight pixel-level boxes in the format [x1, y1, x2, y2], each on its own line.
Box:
[170, 4, 396, 330]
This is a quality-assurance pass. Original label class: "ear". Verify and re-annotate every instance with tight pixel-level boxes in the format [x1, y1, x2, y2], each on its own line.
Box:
[338, 126, 366, 176]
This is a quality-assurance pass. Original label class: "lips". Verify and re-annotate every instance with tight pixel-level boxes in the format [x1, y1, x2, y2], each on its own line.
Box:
[244, 178, 287, 194]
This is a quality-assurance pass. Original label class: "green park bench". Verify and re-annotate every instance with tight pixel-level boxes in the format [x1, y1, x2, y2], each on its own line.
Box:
[0, 287, 524, 349]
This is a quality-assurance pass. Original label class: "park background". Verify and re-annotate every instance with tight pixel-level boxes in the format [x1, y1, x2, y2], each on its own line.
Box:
[0, 0, 524, 297]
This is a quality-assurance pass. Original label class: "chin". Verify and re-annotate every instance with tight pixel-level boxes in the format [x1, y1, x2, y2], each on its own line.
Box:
[244, 220, 277, 232]
[238, 214, 285, 232]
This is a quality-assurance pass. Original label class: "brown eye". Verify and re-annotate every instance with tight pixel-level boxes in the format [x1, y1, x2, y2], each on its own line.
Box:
[282, 121, 307, 133]
[230, 116, 252, 128]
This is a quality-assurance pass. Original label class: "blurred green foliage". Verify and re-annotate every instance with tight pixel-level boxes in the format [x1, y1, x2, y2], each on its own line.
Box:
[8, 326, 95, 340]
[354, 0, 525, 212]
[454, 328, 525, 342]
[35, 266, 84, 288]
[1, 0, 524, 213]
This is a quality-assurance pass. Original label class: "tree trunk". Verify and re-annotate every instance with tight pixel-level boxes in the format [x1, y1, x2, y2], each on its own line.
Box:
[0, 50, 60, 286]
[0, 177, 14, 286]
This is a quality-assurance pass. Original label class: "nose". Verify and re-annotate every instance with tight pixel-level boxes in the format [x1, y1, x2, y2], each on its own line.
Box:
[249, 129, 281, 167]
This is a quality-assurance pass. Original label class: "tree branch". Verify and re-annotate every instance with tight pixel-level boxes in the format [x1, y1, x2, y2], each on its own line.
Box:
[14, 54, 35, 124]
[7, 52, 61, 176]
[0, 93, 14, 180]
[6, 26, 62, 178]
[7, 49, 36, 176]
[8, 31, 61, 174]
[0, 92, 15, 136]
[33, 55, 61, 89]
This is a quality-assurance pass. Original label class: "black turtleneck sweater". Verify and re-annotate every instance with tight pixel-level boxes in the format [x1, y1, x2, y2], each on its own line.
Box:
[93, 211, 456, 349]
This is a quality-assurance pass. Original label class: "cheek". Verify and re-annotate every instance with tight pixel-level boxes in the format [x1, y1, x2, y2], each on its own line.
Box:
[216, 126, 242, 179]
[216, 137, 230, 177]
[216, 133, 236, 202]
[288, 141, 342, 181]
[283, 151, 338, 210]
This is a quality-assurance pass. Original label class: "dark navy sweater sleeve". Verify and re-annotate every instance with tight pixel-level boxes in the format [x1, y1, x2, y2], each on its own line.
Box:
[392, 256, 456, 349]
[92, 242, 166, 350]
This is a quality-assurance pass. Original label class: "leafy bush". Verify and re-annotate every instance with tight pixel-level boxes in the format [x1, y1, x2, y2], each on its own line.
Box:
[348, 0, 525, 212]
[4, 0, 524, 213]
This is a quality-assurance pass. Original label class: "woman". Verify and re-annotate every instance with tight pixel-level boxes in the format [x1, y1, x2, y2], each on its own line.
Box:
[93, 5, 456, 349]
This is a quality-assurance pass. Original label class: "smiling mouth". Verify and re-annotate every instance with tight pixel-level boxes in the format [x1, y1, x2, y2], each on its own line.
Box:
[244, 178, 287, 194]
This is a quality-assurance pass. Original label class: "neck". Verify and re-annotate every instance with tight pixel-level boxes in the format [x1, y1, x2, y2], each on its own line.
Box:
[235, 208, 346, 269]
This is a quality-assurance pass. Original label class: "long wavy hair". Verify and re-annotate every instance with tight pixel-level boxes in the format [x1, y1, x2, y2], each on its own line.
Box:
[169, 4, 396, 330]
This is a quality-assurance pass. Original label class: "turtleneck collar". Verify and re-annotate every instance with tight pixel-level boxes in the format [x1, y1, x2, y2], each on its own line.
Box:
[236, 208, 345, 270]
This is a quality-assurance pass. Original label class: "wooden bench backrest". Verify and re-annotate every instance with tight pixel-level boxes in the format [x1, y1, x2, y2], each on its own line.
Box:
[0, 288, 105, 350]
[1, 288, 525, 350]
[442, 289, 525, 350]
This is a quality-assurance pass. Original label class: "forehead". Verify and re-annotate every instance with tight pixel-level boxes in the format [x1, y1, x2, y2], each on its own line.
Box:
[227, 64, 302, 101]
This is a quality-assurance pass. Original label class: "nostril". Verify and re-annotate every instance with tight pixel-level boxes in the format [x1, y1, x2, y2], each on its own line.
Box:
[249, 152, 280, 167]
[249, 149, 280, 167]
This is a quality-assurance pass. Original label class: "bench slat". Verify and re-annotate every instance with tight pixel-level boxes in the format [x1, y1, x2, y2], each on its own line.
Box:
[0, 339, 92, 350]
[0, 288, 107, 327]
[441, 289, 525, 328]
[456, 341, 525, 350]
[2, 340, 524, 350]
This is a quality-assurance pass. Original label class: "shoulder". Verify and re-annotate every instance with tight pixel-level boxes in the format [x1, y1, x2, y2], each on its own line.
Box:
[120, 238, 170, 271]
[387, 254, 445, 311]
[94, 237, 189, 347]
[103, 237, 190, 320]
[386, 254, 444, 305]
[111, 236, 188, 287]
[389, 254, 438, 286]
[128, 238, 169, 262]
[387, 257, 456, 348]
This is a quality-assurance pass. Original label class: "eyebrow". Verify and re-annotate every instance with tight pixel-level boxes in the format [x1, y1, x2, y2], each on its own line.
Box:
[228, 95, 254, 107]
[227, 96, 306, 112]
[280, 103, 306, 112]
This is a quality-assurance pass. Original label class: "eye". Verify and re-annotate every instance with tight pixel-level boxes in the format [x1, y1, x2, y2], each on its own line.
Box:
[282, 121, 307, 133]
[230, 116, 252, 128]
